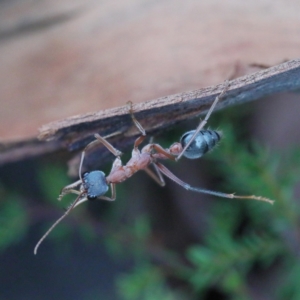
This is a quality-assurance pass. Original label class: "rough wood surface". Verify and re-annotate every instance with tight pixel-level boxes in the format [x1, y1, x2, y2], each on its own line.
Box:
[1, 0, 300, 165]
[1, 0, 300, 140]
[39, 59, 300, 141]
[1, 59, 300, 166]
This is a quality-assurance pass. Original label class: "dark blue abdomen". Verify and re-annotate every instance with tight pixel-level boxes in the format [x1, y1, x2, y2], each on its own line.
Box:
[180, 129, 222, 159]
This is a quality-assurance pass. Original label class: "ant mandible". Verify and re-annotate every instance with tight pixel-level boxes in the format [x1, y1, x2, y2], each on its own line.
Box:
[34, 80, 274, 254]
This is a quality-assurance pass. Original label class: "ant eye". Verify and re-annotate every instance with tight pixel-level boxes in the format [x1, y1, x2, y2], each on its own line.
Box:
[83, 171, 108, 199]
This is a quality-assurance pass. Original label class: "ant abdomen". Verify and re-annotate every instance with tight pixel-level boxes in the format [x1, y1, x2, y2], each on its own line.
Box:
[180, 129, 222, 159]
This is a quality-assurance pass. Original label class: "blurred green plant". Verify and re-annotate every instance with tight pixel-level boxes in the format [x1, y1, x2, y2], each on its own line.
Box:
[117, 263, 184, 300]
[37, 164, 70, 207]
[113, 105, 300, 300]
[0, 186, 28, 251]
[1, 102, 300, 300]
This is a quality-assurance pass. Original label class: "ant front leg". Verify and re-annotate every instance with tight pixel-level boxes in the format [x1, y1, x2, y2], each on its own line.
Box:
[74, 183, 117, 208]
[79, 133, 123, 181]
[176, 80, 230, 161]
[127, 101, 147, 149]
[58, 179, 82, 201]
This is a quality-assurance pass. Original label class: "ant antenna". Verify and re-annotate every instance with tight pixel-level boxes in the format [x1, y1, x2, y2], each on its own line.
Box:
[34, 193, 83, 255]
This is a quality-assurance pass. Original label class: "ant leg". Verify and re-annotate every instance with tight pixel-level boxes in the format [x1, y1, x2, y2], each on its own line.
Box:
[154, 162, 274, 204]
[127, 101, 147, 149]
[97, 183, 116, 202]
[58, 180, 82, 201]
[74, 183, 116, 208]
[79, 133, 122, 181]
[93, 134, 122, 157]
[138, 135, 165, 186]
[152, 144, 176, 161]
[79, 132, 121, 170]
[144, 166, 165, 186]
[176, 80, 230, 161]
[127, 101, 146, 135]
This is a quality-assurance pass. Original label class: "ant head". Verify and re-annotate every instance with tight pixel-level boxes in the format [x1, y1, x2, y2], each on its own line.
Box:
[83, 171, 109, 199]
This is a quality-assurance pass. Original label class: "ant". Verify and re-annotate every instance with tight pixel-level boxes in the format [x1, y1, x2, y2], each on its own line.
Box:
[34, 80, 274, 254]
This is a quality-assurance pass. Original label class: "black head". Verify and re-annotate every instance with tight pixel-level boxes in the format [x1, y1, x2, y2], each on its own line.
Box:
[83, 171, 109, 199]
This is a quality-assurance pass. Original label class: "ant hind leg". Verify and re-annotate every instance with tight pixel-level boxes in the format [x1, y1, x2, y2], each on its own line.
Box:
[154, 162, 274, 204]
[144, 165, 166, 187]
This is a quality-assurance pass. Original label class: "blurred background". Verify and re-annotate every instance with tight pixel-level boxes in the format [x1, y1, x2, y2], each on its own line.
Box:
[1, 0, 300, 299]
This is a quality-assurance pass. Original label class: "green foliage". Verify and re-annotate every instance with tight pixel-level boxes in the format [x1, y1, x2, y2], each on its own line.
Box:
[178, 107, 300, 299]
[2, 102, 300, 299]
[105, 214, 152, 259]
[0, 186, 28, 251]
[117, 264, 183, 300]
[37, 164, 70, 206]
[114, 105, 300, 300]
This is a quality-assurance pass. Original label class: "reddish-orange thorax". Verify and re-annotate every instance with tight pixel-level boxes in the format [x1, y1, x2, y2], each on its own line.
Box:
[106, 150, 152, 184]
